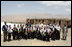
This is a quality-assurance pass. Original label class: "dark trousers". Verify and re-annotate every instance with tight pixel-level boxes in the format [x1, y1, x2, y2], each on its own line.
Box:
[56, 31, 60, 40]
[43, 36, 46, 41]
[36, 31, 41, 39]
[34, 31, 37, 38]
[21, 32, 24, 39]
[25, 34, 28, 40]
[31, 32, 34, 39]
[13, 32, 18, 40]
[33, 32, 35, 38]
[3, 31, 7, 42]
[39, 33, 43, 40]
[46, 34, 50, 41]
[28, 32, 31, 39]
[62, 36, 66, 40]
[23, 32, 25, 39]
[19, 32, 23, 39]
[36, 33, 40, 39]
[13, 32, 15, 40]
[17, 33, 20, 40]
[8, 33, 11, 41]
[51, 33, 56, 40]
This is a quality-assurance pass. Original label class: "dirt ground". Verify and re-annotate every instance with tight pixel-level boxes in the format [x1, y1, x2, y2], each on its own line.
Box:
[1, 28, 71, 46]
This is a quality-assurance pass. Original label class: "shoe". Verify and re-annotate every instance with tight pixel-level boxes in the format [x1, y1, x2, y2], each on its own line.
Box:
[48, 41, 50, 42]
[61, 38, 64, 40]
[56, 39, 60, 40]
[3, 40, 6, 42]
[64, 39, 66, 40]
[13, 39, 15, 40]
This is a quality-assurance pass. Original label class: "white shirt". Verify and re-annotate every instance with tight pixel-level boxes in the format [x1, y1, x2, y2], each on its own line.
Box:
[53, 27, 55, 31]
[43, 25, 46, 27]
[55, 25, 61, 31]
[40, 29, 44, 33]
[50, 26, 53, 29]
[47, 28, 51, 34]
[44, 30, 46, 32]
[64, 27, 67, 31]
[23, 26, 25, 29]
[26, 28, 28, 31]
[17, 27, 20, 33]
[47, 25, 49, 27]
[7, 27, 13, 33]
[40, 24, 43, 27]
[33, 27, 36, 31]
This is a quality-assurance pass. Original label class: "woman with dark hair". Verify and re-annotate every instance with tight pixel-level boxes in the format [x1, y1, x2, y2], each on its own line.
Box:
[24, 26, 28, 40]
[31, 26, 35, 39]
[43, 28, 47, 41]
[28, 26, 31, 39]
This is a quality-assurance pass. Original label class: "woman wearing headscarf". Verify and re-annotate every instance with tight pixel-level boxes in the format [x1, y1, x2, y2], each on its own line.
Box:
[7, 25, 13, 41]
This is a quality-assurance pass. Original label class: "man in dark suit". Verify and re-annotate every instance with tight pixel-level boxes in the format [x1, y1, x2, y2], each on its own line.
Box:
[2, 22, 8, 42]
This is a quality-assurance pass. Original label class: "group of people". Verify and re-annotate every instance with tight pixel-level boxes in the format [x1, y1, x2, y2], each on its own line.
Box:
[2, 22, 68, 42]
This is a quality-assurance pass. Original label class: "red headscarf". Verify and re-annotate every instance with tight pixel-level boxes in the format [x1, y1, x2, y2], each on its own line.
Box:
[9, 25, 11, 27]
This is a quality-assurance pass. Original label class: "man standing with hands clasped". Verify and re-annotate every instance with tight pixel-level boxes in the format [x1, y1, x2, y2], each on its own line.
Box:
[2, 22, 8, 42]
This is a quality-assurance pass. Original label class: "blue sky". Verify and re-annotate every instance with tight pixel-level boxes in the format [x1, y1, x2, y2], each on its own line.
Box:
[1, 1, 71, 16]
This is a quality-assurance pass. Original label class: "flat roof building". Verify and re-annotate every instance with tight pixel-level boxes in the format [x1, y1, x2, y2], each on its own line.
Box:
[1, 14, 71, 26]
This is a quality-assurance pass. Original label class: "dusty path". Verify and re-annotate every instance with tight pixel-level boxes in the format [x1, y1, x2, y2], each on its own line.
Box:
[1, 28, 71, 46]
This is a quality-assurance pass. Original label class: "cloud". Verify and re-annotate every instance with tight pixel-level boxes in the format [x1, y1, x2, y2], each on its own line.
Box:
[37, 7, 45, 10]
[54, 6, 59, 9]
[38, 1, 71, 14]
[65, 8, 71, 13]
[17, 4, 24, 8]
[39, 1, 71, 7]
[1, 1, 7, 7]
